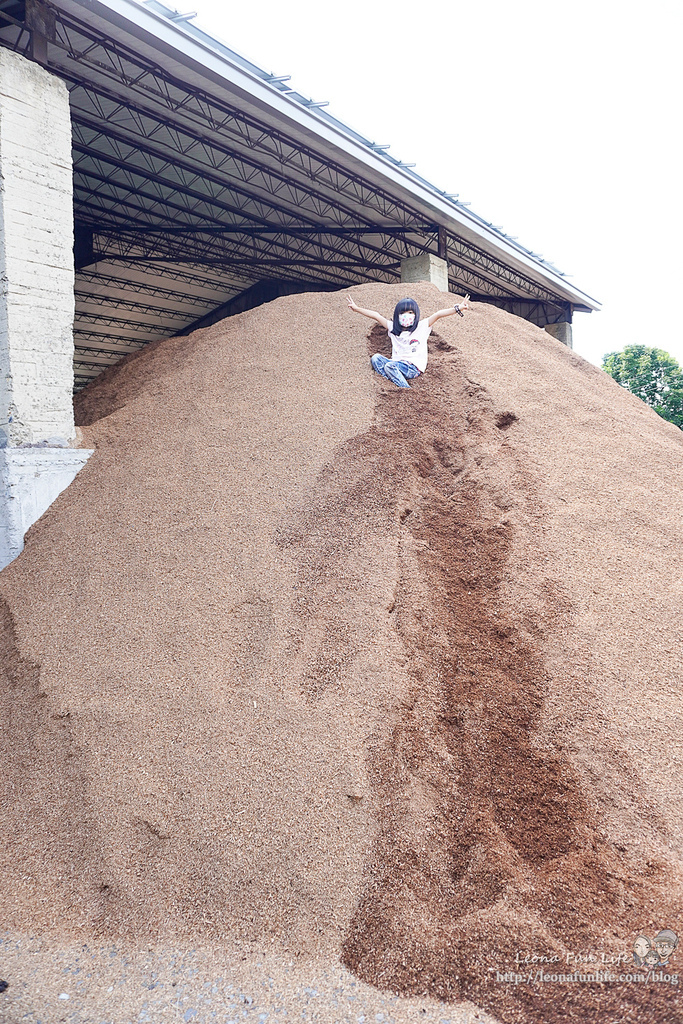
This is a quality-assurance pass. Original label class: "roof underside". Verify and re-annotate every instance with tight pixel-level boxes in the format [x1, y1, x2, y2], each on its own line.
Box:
[0, 0, 600, 390]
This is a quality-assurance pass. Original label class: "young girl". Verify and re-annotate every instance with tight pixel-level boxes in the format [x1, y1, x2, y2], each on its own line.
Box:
[347, 294, 469, 388]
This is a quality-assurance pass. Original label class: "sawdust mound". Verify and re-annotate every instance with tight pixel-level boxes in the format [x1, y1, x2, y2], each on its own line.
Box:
[1, 283, 682, 1024]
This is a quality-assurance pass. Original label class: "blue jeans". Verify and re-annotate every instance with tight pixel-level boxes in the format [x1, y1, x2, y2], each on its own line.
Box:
[370, 354, 421, 389]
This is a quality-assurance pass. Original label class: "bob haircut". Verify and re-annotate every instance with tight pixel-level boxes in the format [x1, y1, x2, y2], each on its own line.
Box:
[391, 298, 421, 336]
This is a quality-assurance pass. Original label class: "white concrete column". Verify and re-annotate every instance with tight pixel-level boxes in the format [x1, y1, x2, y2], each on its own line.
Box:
[0, 51, 92, 573]
[0, 446, 92, 569]
[0, 47, 75, 447]
[400, 252, 449, 292]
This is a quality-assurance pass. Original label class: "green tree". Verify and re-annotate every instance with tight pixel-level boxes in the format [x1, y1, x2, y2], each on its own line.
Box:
[602, 344, 683, 429]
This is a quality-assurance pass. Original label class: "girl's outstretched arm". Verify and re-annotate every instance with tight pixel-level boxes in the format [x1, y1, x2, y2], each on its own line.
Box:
[347, 295, 390, 330]
[427, 296, 470, 327]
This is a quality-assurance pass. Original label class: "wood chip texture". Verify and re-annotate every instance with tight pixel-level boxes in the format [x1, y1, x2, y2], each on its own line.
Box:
[1, 283, 682, 1024]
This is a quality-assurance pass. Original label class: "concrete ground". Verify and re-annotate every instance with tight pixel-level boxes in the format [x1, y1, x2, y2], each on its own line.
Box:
[0, 933, 496, 1024]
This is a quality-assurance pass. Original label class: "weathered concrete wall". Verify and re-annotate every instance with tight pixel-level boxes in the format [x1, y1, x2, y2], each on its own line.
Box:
[0, 48, 75, 447]
[0, 447, 93, 570]
[400, 253, 449, 292]
[0, 52, 87, 573]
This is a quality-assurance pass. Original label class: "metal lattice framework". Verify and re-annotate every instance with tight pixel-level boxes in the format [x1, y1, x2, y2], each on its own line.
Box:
[0, 0, 599, 389]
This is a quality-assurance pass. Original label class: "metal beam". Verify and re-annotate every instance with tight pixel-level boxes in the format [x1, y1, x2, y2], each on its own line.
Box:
[0, 0, 600, 397]
[51, 15, 571, 301]
[175, 278, 339, 336]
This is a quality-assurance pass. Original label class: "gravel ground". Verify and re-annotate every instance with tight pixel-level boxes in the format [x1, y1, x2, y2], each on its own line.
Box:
[0, 933, 495, 1024]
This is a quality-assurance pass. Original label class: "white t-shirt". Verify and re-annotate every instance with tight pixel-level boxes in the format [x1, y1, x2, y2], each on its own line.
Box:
[387, 318, 431, 373]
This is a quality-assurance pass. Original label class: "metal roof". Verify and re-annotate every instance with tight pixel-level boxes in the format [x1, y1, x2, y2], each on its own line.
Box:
[0, 0, 601, 389]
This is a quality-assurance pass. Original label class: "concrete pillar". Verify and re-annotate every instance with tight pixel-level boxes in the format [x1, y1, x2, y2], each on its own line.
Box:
[401, 253, 449, 292]
[0, 50, 92, 571]
[0, 47, 75, 446]
[0, 446, 92, 569]
[544, 322, 573, 349]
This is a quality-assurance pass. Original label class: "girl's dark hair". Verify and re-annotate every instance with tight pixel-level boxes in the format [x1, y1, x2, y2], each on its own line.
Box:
[391, 298, 420, 336]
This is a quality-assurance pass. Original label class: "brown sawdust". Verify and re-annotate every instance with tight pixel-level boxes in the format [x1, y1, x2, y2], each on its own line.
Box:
[1, 283, 682, 1024]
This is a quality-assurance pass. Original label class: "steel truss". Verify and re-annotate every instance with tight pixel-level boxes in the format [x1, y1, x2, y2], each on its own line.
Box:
[76, 264, 253, 300]
[0, 0, 587, 391]
[0, 2, 31, 56]
[65, 77, 561, 299]
[467, 296, 572, 327]
[75, 287, 214, 319]
[51, 5, 566, 298]
[73, 336, 146, 355]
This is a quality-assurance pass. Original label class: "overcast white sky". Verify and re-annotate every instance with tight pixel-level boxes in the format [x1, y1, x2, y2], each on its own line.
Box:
[185, 0, 682, 368]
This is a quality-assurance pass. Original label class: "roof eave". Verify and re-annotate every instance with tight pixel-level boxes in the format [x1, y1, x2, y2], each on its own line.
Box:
[61, 0, 601, 312]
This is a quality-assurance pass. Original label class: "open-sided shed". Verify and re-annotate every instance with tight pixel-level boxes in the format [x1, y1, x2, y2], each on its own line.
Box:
[1, 0, 599, 390]
[0, 0, 599, 568]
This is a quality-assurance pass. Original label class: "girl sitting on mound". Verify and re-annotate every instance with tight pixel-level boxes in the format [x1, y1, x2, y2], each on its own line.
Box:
[347, 294, 469, 389]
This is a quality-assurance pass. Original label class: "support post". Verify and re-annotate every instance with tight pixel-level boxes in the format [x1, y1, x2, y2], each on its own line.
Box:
[544, 323, 573, 348]
[0, 47, 75, 445]
[26, 0, 57, 66]
[0, 49, 92, 571]
[400, 252, 449, 292]
[544, 305, 573, 348]
[437, 225, 448, 261]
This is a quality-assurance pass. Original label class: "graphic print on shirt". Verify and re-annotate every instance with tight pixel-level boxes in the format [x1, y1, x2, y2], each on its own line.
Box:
[387, 318, 432, 373]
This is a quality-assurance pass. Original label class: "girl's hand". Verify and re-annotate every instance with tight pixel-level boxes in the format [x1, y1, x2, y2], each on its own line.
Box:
[428, 296, 470, 327]
[347, 297, 390, 329]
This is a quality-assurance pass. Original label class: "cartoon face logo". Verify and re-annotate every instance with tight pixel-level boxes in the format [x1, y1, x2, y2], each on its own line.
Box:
[633, 935, 651, 966]
[654, 929, 678, 965]
[633, 929, 678, 968]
